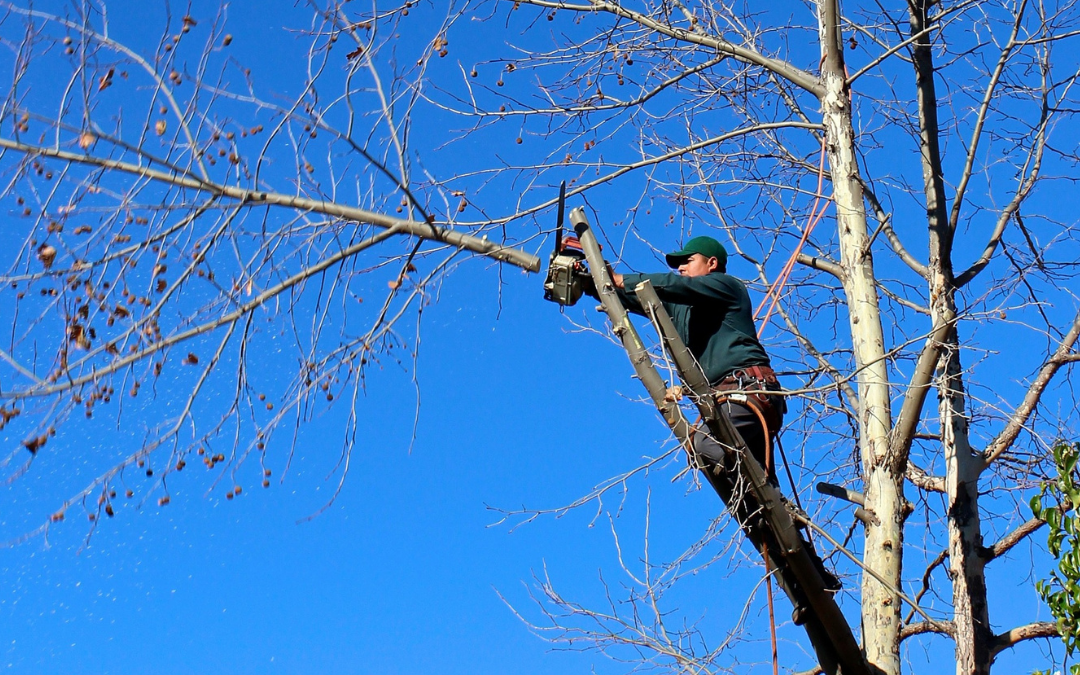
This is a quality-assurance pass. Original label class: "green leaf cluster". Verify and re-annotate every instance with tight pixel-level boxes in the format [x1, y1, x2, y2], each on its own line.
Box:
[1033, 441, 1080, 675]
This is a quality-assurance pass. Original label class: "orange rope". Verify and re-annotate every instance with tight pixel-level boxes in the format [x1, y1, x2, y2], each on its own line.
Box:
[756, 61, 854, 338]
[755, 137, 830, 338]
[765, 551, 778, 675]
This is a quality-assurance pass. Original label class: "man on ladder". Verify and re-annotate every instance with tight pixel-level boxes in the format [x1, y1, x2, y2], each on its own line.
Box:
[602, 235, 784, 483]
[586, 234, 841, 621]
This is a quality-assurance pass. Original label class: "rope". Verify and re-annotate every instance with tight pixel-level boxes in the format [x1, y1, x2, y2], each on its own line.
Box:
[719, 394, 780, 675]
[756, 61, 855, 337]
[755, 137, 830, 337]
[763, 435, 779, 675]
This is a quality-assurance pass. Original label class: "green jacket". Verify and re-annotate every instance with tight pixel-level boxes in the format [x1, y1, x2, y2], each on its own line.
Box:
[617, 272, 771, 385]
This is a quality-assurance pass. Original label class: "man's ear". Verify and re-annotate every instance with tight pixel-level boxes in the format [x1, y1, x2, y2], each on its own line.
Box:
[706, 256, 720, 272]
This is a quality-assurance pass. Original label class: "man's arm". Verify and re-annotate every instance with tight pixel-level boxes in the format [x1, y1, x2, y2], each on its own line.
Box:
[622, 272, 740, 306]
[579, 269, 647, 315]
[583, 270, 648, 316]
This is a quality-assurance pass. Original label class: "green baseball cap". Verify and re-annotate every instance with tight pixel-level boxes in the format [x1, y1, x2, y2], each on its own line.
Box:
[665, 235, 728, 270]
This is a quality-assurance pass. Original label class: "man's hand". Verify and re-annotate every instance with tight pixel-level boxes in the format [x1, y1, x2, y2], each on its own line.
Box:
[580, 272, 598, 298]
[610, 268, 624, 289]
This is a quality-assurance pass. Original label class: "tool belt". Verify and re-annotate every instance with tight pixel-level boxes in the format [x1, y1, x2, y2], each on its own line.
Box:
[711, 365, 786, 435]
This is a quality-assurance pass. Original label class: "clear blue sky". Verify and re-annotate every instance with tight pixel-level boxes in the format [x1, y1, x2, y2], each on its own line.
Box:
[0, 1, 1073, 674]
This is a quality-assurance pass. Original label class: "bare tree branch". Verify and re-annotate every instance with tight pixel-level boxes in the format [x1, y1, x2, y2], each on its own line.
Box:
[515, 0, 825, 96]
[984, 516, 1045, 561]
[990, 622, 1060, 658]
[984, 307, 1080, 466]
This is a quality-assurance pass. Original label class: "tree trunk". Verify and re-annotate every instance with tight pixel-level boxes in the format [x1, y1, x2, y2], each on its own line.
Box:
[939, 332, 992, 675]
[908, 0, 994, 668]
[817, 4, 902, 670]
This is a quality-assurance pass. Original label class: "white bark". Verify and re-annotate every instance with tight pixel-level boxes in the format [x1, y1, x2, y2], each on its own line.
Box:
[817, 38, 902, 675]
[816, 1, 903, 671]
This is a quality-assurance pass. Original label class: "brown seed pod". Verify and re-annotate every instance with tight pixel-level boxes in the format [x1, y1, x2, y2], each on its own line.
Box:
[37, 244, 56, 269]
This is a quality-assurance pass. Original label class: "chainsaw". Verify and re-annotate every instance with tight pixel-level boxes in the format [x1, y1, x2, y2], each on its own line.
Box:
[542, 182, 590, 306]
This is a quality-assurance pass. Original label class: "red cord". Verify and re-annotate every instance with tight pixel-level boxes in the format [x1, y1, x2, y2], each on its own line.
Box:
[762, 409, 779, 675]
[756, 62, 853, 337]
[755, 138, 830, 337]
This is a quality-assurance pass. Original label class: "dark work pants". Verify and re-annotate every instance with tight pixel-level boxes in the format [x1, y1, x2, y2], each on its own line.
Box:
[691, 398, 776, 482]
[690, 398, 842, 604]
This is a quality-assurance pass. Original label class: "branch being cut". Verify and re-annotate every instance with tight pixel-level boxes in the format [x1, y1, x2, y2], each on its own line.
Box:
[0, 137, 542, 273]
[796, 252, 844, 279]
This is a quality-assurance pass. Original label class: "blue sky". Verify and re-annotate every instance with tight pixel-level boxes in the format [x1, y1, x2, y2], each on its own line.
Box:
[0, 0, 1077, 674]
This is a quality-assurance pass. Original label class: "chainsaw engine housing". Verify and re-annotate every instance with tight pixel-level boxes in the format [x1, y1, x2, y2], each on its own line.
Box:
[543, 248, 588, 306]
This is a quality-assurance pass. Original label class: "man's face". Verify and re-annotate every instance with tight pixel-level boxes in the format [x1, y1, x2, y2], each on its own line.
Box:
[677, 253, 718, 277]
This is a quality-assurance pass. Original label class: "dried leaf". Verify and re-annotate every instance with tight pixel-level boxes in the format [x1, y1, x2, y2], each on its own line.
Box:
[387, 279, 400, 290]
[346, 46, 364, 60]
[68, 323, 91, 350]
[78, 131, 95, 150]
[23, 434, 47, 454]
[97, 68, 114, 91]
[155, 119, 167, 136]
